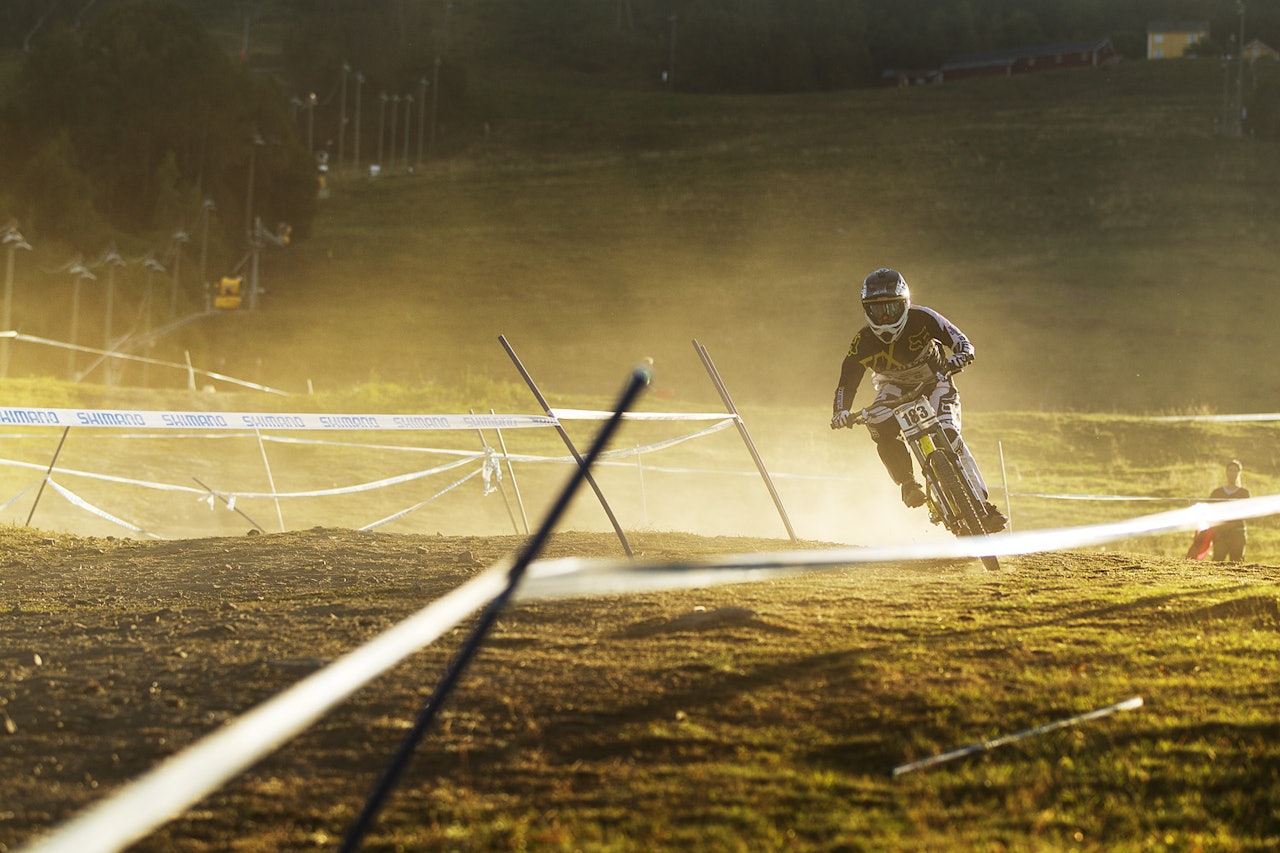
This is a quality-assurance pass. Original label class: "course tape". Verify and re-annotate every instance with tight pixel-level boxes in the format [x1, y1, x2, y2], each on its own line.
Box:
[360, 467, 487, 531]
[0, 331, 291, 396]
[551, 407, 739, 422]
[19, 492, 1280, 853]
[212, 456, 485, 501]
[1010, 492, 1198, 502]
[0, 419, 745, 538]
[0, 406, 559, 431]
[517, 493, 1280, 599]
[0, 421, 737, 509]
[1153, 413, 1280, 422]
[0, 454, 485, 500]
[46, 480, 161, 539]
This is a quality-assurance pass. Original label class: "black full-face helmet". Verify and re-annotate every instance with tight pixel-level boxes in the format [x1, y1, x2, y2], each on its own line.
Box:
[861, 268, 911, 343]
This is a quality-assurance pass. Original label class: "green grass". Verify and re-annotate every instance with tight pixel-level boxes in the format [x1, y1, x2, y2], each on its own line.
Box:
[7, 57, 1280, 415]
[256, 546, 1280, 852]
[5, 528, 1280, 851]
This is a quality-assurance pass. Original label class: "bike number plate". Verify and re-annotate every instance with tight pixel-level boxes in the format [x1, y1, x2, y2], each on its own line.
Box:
[894, 400, 939, 436]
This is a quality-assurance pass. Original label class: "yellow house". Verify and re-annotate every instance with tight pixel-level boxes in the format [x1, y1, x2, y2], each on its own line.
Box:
[1147, 21, 1210, 59]
[1243, 40, 1280, 61]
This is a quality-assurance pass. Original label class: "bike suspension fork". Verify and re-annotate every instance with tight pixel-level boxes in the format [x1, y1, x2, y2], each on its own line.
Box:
[945, 429, 989, 501]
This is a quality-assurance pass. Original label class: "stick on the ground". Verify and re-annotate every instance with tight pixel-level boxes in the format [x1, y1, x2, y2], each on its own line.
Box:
[891, 696, 1144, 777]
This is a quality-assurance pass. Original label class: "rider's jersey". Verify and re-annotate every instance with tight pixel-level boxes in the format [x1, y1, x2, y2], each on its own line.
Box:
[832, 305, 973, 415]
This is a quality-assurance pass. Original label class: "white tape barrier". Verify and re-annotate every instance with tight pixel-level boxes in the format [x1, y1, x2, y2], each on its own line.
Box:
[0, 432, 1238, 545]
[1010, 492, 1198, 502]
[45, 480, 161, 539]
[0, 331, 290, 396]
[0, 454, 484, 500]
[1154, 413, 1280, 422]
[517, 494, 1280, 600]
[20, 492, 1280, 853]
[360, 467, 487, 531]
[0, 420, 736, 515]
[551, 407, 739, 422]
[0, 406, 558, 431]
[0, 420, 739, 538]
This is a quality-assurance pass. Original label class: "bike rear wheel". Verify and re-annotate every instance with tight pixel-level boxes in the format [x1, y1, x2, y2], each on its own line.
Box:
[928, 452, 1000, 572]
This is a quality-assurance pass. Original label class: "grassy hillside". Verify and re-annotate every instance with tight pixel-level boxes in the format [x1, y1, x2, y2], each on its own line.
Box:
[52, 56, 1270, 414]
[3, 56, 1279, 558]
[7, 57, 1278, 414]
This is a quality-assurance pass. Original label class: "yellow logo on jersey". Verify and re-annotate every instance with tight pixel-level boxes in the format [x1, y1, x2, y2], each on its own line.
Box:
[856, 321, 932, 373]
[906, 323, 930, 354]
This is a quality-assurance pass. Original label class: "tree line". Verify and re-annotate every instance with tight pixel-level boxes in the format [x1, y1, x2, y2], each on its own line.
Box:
[0, 0, 316, 269]
[498, 0, 1280, 92]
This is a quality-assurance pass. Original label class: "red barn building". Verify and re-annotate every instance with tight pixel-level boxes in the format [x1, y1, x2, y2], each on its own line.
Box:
[939, 38, 1118, 82]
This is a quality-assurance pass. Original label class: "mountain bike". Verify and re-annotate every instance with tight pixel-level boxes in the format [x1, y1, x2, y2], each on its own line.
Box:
[835, 370, 1002, 572]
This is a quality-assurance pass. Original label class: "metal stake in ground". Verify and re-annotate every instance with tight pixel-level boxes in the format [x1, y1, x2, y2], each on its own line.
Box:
[469, 408, 521, 534]
[891, 696, 1144, 777]
[26, 426, 70, 527]
[192, 477, 267, 534]
[498, 334, 633, 556]
[693, 338, 797, 542]
[337, 363, 651, 853]
[491, 408, 529, 534]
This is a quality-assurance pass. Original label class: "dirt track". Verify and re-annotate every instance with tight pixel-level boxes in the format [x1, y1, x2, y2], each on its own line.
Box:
[0, 526, 1242, 851]
[2, 526, 831, 851]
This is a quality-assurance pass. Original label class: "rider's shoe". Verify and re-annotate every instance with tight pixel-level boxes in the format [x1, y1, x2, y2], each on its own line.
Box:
[981, 502, 1007, 533]
[901, 480, 927, 508]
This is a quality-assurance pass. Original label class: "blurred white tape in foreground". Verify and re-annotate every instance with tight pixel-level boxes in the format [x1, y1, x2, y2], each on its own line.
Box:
[20, 492, 1280, 853]
[516, 493, 1280, 600]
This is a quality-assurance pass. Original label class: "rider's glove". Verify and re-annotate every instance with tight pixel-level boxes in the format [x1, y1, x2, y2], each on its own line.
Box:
[945, 352, 973, 373]
[830, 409, 852, 429]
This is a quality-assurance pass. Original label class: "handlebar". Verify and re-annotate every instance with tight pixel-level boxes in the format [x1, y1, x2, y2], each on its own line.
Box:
[830, 367, 962, 430]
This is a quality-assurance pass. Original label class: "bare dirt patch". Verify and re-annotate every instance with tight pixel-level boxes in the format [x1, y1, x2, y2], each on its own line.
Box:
[1, 527, 1272, 851]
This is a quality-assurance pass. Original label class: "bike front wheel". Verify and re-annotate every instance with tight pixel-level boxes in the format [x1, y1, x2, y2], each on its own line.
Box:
[928, 451, 1000, 572]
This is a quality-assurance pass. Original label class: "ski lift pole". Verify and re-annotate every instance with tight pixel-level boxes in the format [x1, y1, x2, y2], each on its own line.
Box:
[693, 339, 797, 542]
[499, 334, 632, 557]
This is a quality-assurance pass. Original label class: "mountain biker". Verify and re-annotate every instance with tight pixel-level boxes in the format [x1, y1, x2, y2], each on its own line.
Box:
[830, 267, 1005, 531]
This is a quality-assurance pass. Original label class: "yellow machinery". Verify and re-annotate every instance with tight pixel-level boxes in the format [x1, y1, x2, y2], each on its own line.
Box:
[215, 276, 243, 310]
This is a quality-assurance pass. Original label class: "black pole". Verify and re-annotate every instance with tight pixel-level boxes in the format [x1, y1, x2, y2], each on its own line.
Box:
[26, 427, 69, 527]
[498, 335, 633, 557]
[192, 476, 267, 534]
[336, 364, 650, 853]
